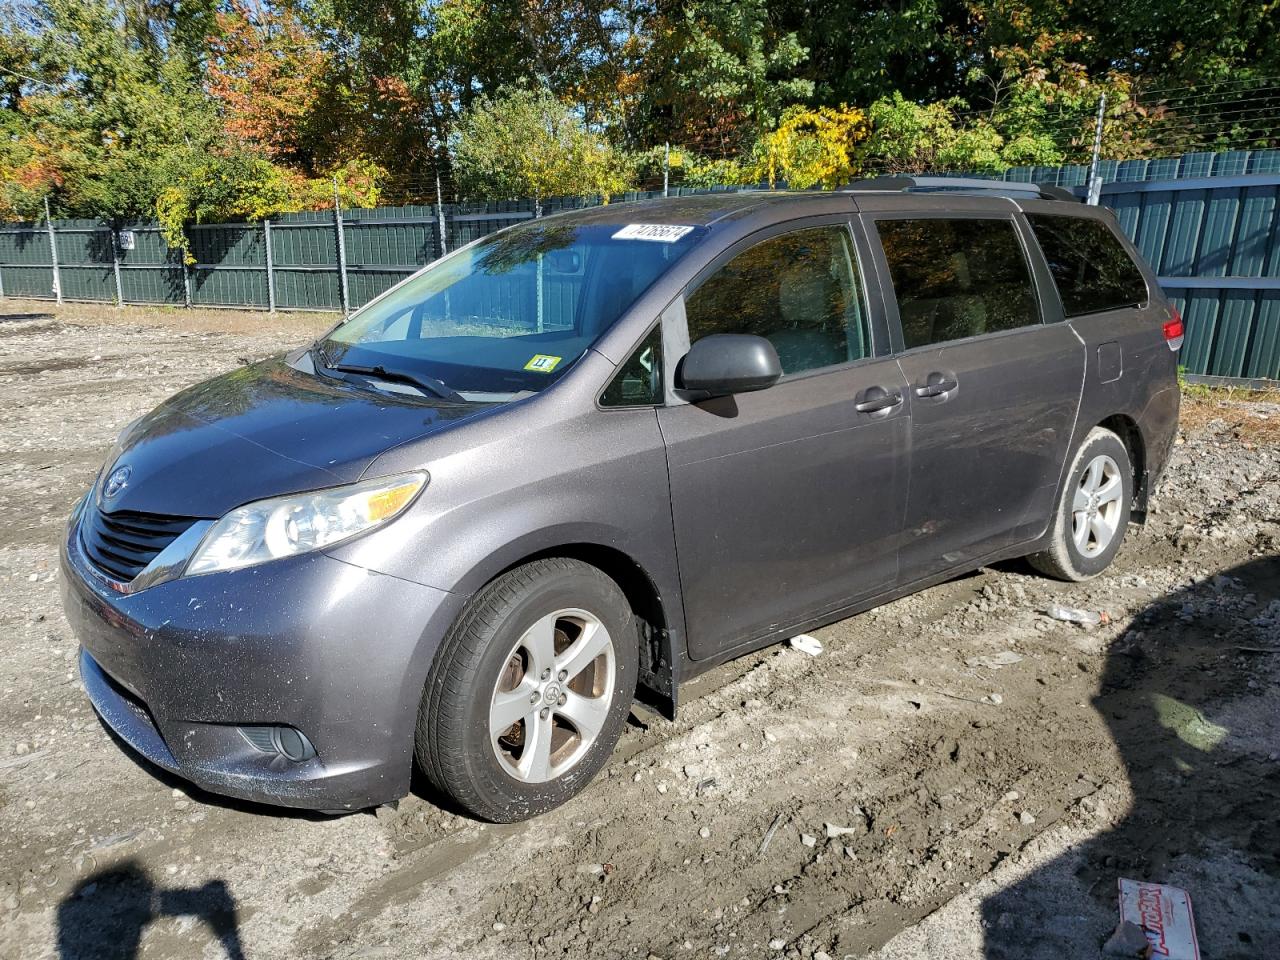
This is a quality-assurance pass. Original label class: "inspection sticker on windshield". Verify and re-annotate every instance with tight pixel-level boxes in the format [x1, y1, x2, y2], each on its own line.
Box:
[524, 354, 563, 373]
[612, 223, 695, 243]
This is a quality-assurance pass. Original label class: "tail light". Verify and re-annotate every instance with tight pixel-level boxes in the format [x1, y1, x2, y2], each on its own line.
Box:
[1163, 307, 1184, 352]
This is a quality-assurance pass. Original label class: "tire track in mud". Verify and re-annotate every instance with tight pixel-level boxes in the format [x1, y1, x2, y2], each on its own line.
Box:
[302, 562, 1129, 958]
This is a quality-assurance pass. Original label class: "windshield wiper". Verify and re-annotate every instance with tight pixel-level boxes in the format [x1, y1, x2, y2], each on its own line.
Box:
[328, 361, 468, 404]
[310, 341, 332, 370]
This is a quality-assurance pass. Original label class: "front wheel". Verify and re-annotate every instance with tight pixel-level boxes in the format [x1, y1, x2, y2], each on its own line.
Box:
[415, 558, 637, 822]
[1028, 427, 1133, 581]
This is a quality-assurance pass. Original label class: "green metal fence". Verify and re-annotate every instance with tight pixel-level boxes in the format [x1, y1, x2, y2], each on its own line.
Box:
[2, 149, 1278, 382]
[1098, 176, 1280, 380]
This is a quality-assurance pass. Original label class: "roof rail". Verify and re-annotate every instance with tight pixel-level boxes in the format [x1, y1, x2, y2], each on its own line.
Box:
[842, 175, 1078, 203]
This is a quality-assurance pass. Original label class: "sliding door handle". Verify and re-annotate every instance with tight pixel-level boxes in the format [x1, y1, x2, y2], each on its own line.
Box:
[915, 377, 958, 398]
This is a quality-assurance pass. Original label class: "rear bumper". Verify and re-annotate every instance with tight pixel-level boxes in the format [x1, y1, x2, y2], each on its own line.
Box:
[62, 509, 464, 811]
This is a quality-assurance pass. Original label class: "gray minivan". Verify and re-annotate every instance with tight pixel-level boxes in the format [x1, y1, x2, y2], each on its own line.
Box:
[61, 179, 1182, 821]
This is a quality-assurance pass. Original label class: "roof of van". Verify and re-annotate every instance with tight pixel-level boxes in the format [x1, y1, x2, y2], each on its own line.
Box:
[543, 180, 1081, 229]
[544, 192, 820, 228]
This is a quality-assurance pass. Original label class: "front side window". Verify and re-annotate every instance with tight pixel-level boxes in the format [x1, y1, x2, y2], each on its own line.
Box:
[1027, 213, 1149, 317]
[683, 226, 869, 376]
[877, 218, 1040, 349]
[320, 221, 703, 401]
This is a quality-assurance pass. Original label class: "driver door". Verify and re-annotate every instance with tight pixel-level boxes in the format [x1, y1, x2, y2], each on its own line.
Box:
[656, 221, 910, 660]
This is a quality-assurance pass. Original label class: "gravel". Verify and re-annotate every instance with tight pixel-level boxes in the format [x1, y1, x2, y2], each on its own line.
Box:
[1, 301, 1277, 960]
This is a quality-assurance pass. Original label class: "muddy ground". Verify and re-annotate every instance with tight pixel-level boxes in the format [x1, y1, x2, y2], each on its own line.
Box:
[0, 299, 1277, 960]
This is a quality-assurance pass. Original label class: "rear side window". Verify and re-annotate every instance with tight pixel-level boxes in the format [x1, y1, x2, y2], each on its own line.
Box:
[876, 218, 1040, 349]
[684, 225, 870, 375]
[1027, 214, 1149, 316]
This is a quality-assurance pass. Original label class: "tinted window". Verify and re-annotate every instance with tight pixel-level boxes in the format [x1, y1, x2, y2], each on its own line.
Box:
[600, 326, 662, 407]
[321, 222, 702, 400]
[1028, 214, 1148, 316]
[877, 218, 1040, 349]
[684, 226, 869, 375]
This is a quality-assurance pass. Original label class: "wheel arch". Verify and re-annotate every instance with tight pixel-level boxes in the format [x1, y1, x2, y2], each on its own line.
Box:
[1096, 413, 1149, 519]
[455, 535, 679, 716]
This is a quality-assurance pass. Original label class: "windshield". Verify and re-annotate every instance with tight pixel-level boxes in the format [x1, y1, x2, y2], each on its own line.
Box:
[319, 220, 704, 400]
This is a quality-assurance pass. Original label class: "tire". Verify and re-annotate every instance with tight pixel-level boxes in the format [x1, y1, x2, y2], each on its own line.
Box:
[415, 558, 637, 822]
[1028, 427, 1133, 582]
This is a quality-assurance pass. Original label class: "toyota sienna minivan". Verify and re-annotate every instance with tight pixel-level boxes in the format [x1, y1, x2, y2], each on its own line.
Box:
[62, 179, 1181, 821]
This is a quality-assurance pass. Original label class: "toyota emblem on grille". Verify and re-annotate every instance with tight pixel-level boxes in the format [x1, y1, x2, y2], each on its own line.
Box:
[103, 465, 132, 499]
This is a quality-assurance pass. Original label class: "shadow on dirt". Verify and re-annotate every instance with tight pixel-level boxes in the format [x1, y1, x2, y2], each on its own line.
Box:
[981, 555, 1280, 958]
[0, 311, 55, 324]
[57, 860, 245, 960]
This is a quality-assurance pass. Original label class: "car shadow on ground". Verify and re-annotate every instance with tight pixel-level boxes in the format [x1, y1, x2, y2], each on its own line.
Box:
[980, 555, 1280, 958]
[57, 860, 245, 960]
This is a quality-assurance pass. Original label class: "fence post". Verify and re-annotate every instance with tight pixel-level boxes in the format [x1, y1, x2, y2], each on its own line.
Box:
[181, 227, 192, 307]
[1086, 94, 1107, 206]
[663, 142, 670, 198]
[263, 219, 276, 312]
[109, 226, 124, 306]
[44, 198, 62, 304]
[435, 171, 448, 258]
[333, 179, 350, 315]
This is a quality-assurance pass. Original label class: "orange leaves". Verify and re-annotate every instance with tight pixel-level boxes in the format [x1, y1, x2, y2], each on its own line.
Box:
[205, 1, 331, 161]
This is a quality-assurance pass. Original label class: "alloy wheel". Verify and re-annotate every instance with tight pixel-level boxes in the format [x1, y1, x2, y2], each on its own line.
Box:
[1072, 453, 1123, 558]
[488, 608, 616, 783]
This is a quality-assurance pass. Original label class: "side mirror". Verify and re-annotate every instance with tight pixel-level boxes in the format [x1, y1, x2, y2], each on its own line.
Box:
[676, 334, 783, 397]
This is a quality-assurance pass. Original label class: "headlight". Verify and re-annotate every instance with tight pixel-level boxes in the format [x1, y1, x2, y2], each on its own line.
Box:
[185, 472, 427, 576]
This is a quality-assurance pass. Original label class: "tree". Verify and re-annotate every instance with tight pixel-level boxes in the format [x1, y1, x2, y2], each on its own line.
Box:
[205, 0, 332, 169]
[452, 87, 634, 211]
[775, 0, 970, 107]
[753, 104, 869, 188]
[629, 0, 812, 153]
[859, 93, 1009, 173]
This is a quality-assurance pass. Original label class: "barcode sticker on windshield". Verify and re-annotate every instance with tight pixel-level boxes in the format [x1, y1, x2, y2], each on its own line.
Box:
[612, 224, 695, 243]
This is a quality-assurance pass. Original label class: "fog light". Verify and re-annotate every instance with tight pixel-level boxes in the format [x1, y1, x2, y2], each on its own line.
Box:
[239, 725, 317, 762]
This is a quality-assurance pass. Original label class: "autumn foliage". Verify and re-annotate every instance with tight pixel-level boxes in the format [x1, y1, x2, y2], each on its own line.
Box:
[1, 0, 1277, 237]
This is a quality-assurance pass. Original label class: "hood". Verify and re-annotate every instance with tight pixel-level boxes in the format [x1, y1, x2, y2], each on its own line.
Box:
[97, 358, 487, 517]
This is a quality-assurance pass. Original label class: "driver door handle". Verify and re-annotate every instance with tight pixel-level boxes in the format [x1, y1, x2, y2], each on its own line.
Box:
[854, 390, 903, 413]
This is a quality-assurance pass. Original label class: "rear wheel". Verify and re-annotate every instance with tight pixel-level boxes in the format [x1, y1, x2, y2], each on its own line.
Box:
[415, 558, 637, 822]
[1028, 427, 1133, 581]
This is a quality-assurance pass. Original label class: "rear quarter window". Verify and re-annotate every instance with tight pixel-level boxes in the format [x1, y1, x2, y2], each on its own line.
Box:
[1027, 214, 1149, 317]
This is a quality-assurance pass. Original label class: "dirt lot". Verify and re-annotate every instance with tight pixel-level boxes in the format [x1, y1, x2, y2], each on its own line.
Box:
[1, 299, 1277, 960]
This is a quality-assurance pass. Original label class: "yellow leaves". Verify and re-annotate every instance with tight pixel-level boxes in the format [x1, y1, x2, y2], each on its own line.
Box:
[754, 104, 871, 190]
[454, 88, 635, 203]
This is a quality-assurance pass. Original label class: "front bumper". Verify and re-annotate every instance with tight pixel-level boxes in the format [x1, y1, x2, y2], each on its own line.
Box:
[61, 510, 464, 811]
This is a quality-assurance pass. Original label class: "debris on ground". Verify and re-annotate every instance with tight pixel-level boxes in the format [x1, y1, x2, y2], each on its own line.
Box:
[1117, 879, 1201, 960]
[789, 633, 823, 656]
[1103, 920, 1154, 957]
[758, 814, 786, 856]
[965, 651, 1025, 669]
[1046, 603, 1104, 627]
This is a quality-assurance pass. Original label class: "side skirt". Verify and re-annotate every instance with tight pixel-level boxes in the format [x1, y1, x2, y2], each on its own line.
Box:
[668, 533, 1054, 698]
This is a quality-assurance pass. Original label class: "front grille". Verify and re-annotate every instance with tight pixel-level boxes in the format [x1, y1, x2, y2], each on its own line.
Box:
[80, 506, 198, 583]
